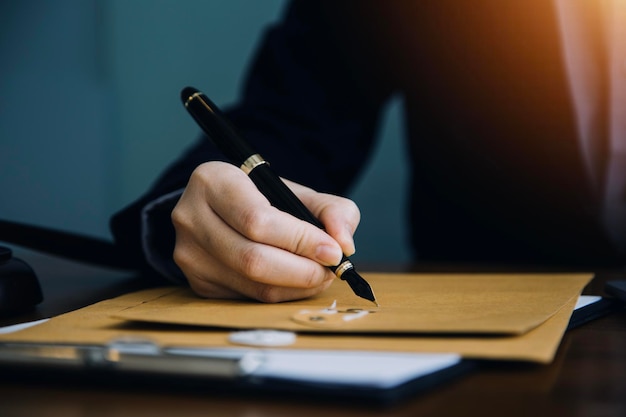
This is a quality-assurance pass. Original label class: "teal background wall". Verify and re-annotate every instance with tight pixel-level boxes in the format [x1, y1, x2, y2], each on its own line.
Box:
[0, 0, 410, 264]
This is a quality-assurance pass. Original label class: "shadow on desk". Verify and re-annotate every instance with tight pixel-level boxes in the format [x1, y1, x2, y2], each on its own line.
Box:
[0, 249, 156, 326]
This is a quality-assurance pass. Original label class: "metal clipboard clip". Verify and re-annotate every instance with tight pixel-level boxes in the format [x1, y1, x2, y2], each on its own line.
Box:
[0, 336, 264, 379]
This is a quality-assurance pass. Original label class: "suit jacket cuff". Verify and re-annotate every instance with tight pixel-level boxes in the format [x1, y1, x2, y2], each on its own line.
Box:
[141, 189, 186, 283]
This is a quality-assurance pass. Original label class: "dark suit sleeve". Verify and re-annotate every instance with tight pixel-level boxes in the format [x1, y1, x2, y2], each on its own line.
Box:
[109, 0, 393, 279]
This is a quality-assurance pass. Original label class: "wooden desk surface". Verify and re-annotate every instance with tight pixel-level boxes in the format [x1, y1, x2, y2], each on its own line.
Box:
[1, 250, 625, 417]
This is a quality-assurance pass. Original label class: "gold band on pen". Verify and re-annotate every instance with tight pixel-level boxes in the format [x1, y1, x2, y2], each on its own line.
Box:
[334, 260, 353, 279]
[241, 154, 268, 175]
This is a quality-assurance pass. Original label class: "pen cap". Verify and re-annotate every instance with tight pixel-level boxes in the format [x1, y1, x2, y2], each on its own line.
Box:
[181, 87, 256, 166]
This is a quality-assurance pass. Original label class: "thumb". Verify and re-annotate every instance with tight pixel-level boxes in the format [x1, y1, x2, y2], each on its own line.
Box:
[285, 180, 360, 257]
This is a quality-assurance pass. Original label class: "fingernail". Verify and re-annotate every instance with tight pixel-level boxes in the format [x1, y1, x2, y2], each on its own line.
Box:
[343, 240, 356, 257]
[315, 244, 343, 266]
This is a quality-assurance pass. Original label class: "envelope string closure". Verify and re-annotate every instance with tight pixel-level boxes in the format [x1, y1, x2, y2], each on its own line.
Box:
[291, 300, 377, 328]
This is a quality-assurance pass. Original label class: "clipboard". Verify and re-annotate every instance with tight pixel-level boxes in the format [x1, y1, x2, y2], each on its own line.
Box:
[0, 332, 470, 404]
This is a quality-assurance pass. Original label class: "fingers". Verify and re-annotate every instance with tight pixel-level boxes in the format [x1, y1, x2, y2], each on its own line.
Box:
[284, 179, 361, 256]
[206, 169, 344, 267]
[171, 161, 347, 302]
[174, 237, 335, 303]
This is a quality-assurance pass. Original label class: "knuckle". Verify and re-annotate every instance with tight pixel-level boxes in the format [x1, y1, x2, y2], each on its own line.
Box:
[170, 192, 200, 232]
[290, 226, 310, 255]
[172, 243, 193, 269]
[238, 206, 271, 240]
[299, 264, 323, 288]
[170, 205, 189, 229]
[255, 285, 281, 303]
[190, 162, 215, 183]
[239, 245, 268, 279]
[344, 199, 361, 222]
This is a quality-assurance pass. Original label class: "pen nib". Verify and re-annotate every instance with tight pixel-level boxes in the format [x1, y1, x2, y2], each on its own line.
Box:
[340, 269, 378, 307]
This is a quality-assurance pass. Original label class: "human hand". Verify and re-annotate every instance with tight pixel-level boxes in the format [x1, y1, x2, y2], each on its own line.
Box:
[171, 161, 360, 302]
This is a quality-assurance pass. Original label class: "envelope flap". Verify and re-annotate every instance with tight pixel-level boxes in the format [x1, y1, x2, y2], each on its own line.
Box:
[112, 273, 593, 335]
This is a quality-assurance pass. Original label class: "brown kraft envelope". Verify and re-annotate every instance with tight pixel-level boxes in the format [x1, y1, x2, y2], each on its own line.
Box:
[0, 273, 592, 363]
[112, 273, 592, 334]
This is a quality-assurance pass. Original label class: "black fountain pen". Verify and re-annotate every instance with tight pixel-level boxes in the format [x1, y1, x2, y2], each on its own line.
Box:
[181, 87, 377, 306]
